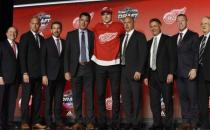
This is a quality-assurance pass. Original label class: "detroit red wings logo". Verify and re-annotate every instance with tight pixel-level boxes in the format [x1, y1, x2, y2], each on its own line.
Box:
[163, 7, 187, 24]
[99, 32, 118, 44]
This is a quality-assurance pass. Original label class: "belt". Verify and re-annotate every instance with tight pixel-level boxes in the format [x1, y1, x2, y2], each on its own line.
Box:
[79, 61, 89, 65]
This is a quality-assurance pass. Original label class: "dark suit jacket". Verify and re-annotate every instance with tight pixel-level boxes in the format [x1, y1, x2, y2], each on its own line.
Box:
[0, 40, 20, 84]
[64, 29, 94, 76]
[41, 36, 65, 80]
[120, 30, 147, 78]
[145, 34, 177, 82]
[19, 31, 44, 78]
[199, 35, 210, 81]
[172, 29, 199, 78]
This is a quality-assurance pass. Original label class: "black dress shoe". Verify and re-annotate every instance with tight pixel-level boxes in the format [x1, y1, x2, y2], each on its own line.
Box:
[46, 124, 54, 130]
[123, 124, 131, 130]
[111, 123, 120, 130]
[164, 126, 172, 130]
[98, 125, 107, 130]
[132, 124, 141, 130]
[148, 125, 162, 130]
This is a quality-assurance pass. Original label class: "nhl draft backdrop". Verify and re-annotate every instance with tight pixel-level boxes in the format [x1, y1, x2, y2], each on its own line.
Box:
[13, 0, 210, 120]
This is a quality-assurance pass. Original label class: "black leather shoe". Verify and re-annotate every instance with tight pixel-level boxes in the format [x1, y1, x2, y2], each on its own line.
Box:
[46, 124, 54, 130]
[164, 126, 172, 130]
[123, 123, 131, 130]
[111, 123, 120, 130]
[148, 125, 162, 130]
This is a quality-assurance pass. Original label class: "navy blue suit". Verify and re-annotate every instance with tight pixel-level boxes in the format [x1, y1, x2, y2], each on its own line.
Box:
[172, 29, 199, 124]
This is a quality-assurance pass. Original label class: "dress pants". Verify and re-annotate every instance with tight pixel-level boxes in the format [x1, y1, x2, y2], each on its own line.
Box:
[71, 63, 94, 124]
[0, 83, 18, 126]
[21, 77, 42, 124]
[45, 74, 65, 125]
[95, 64, 121, 126]
[198, 65, 210, 129]
[176, 76, 198, 124]
[148, 70, 173, 127]
[121, 66, 141, 126]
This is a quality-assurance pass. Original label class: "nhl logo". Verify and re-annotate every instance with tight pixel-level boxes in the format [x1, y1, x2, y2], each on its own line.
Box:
[118, 7, 139, 22]
[35, 12, 51, 31]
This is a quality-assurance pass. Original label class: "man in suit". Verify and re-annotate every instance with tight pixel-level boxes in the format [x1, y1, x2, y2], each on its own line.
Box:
[197, 16, 210, 130]
[0, 27, 20, 130]
[144, 18, 177, 130]
[64, 12, 95, 130]
[19, 16, 46, 129]
[120, 16, 147, 130]
[41, 21, 66, 129]
[91, 7, 124, 130]
[172, 14, 199, 130]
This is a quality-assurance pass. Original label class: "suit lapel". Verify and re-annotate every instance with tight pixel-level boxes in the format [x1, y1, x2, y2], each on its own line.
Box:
[61, 39, 65, 55]
[120, 34, 125, 55]
[87, 30, 91, 51]
[156, 34, 165, 58]
[204, 35, 210, 53]
[75, 30, 80, 55]
[180, 30, 190, 46]
[29, 31, 40, 48]
[125, 30, 135, 51]
[50, 37, 60, 57]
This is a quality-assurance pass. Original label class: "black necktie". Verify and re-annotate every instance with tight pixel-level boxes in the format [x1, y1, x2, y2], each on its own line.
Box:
[81, 31, 87, 62]
[177, 33, 183, 46]
[35, 34, 40, 48]
[199, 36, 207, 64]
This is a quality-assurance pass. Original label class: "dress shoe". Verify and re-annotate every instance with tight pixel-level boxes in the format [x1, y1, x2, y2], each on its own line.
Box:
[72, 123, 83, 130]
[132, 124, 141, 130]
[191, 123, 198, 130]
[46, 124, 54, 130]
[32, 123, 47, 129]
[178, 123, 191, 130]
[164, 126, 172, 130]
[21, 123, 30, 129]
[123, 123, 131, 130]
[98, 125, 107, 130]
[86, 123, 94, 130]
[56, 123, 66, 129]
[111, 123, 120, 130]
[148, 125, 162, 130]
[65, 125, 73, 130]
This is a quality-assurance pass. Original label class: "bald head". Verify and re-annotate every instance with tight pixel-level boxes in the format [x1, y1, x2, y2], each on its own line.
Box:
[123, 16, 134, 32]
[30, 16, 41, 33]
[6, 26, 18, 41]
[201, 16, 210, 35]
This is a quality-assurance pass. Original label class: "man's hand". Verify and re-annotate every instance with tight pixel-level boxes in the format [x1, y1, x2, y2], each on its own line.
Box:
[42, 76, 48, 86]
[23, 73, 29, 83]
[0, 77, 5, 86]
[65, 72, 71, 81]
[166, 74, 174, 84]
[134, 72, 141, 81]
[188, 69, 197, 80]
[144, 78, 148, 86]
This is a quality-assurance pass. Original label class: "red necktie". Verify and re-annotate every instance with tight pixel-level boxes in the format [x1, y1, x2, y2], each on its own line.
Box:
[12, 42, 16, 57]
